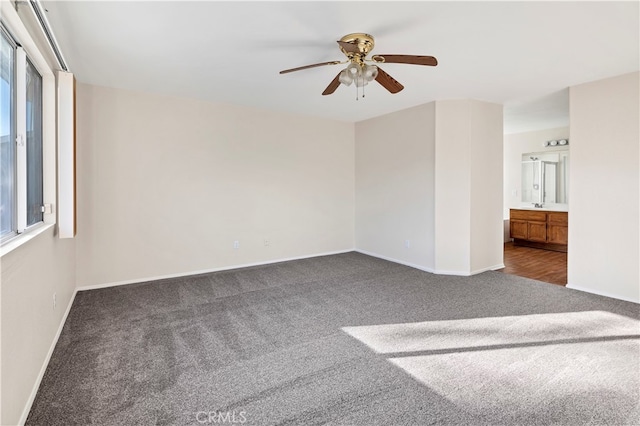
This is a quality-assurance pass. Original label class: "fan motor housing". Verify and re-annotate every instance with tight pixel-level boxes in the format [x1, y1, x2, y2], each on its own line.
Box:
[339, 33, 375, 57]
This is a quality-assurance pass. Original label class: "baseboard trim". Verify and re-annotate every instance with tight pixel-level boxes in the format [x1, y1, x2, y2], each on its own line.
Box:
[430, 268, 469, 276]
[354, 249, 436, 274]
[437, 263, 505, 276]
[77, 249, 355, 291]
[18, 289, 78, 425]
[565, 284, 640, 304]
[471, 263, 506, 275]
[354, 250, 504, 277]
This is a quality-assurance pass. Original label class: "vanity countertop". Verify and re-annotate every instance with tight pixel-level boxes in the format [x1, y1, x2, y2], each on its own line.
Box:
[513, 205, 569, 212]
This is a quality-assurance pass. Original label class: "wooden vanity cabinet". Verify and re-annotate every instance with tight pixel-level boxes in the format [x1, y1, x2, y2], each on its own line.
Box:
[510, 209, 568, 252]
[548, 212, 569, 245]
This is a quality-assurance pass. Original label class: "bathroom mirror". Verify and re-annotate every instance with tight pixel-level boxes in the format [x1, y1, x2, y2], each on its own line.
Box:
[521, 150, 569, 205]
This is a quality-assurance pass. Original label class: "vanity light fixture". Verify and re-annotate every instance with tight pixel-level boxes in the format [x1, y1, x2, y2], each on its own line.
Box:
[543, 139, 569, 147]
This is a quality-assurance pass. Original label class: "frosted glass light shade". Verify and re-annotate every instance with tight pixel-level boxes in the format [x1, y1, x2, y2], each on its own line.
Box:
[355, 77, 369, 87]
[363, 64, 378, 81]
[338, 62, 376, 89]
[346, 63, 360, 76]
[339, 69, 353, 86]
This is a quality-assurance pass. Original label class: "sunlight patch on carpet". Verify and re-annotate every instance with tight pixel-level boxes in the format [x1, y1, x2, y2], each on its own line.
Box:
[342, 311, 640, 416]
[341, 311, 639, 354]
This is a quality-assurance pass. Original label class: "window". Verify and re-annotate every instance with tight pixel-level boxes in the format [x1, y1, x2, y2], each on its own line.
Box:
[1, 26, 15, 238]
[26, 58, 43, 226]
[1, 24, 44, 243]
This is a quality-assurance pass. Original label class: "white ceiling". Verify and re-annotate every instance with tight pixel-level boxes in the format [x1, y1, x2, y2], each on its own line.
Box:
[42, 1, 639, 131]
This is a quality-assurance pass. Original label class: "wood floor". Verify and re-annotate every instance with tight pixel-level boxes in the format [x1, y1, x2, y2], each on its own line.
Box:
[498, 242, 567, 286]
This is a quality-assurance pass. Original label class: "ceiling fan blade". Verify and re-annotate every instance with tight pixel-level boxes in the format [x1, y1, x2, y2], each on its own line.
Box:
[322, 72, 342, 96]
[372, 54, 438, 66]
[375, 67, 404, 94]
[279, 61, 341, 74]
[337, 40, 360, 54]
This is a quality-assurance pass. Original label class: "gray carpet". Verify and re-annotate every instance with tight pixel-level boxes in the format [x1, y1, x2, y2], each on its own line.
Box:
[26, 252, 639, 425]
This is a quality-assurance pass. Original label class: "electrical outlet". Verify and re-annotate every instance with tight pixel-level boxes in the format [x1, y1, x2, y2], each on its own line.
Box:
[405, 240, 411, 249]
[53, 293, 57, 310]
[264, 239, 270, 247]
[233, 240, 240, 249]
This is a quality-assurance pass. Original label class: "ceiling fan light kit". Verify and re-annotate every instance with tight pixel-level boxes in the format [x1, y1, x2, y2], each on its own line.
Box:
[279, 32, 438, 98]
[339, 63, 378, 87]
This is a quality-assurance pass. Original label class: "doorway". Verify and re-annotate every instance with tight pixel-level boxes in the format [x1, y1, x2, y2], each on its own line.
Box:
[499, 242, 567, 286]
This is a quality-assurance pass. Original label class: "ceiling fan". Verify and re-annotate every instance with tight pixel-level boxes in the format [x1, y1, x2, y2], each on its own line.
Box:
[279, 32, 438, 96]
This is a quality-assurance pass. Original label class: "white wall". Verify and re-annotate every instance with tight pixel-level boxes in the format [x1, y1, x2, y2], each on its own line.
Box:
[0, 228, 76, 425]
[434, 101, 471, 273]
[355, 100, 503, 275]
[75, 84, 355, 287]
[469, 101, 504, 273]
[434, 100, 504, 275]
[355, 103, 436, 270]
[0, 4, 77, 424]
[568, 71, 639, 303]
[504, 127, 570, 218]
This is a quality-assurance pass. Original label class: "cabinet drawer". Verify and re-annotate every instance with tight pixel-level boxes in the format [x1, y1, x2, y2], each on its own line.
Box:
[510, 209, 547, 222]
[548, 212, 568, 225]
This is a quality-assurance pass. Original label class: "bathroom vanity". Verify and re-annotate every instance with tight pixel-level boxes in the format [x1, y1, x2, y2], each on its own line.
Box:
[511, 148, 569, 252]
[510, 208, 568, 252]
